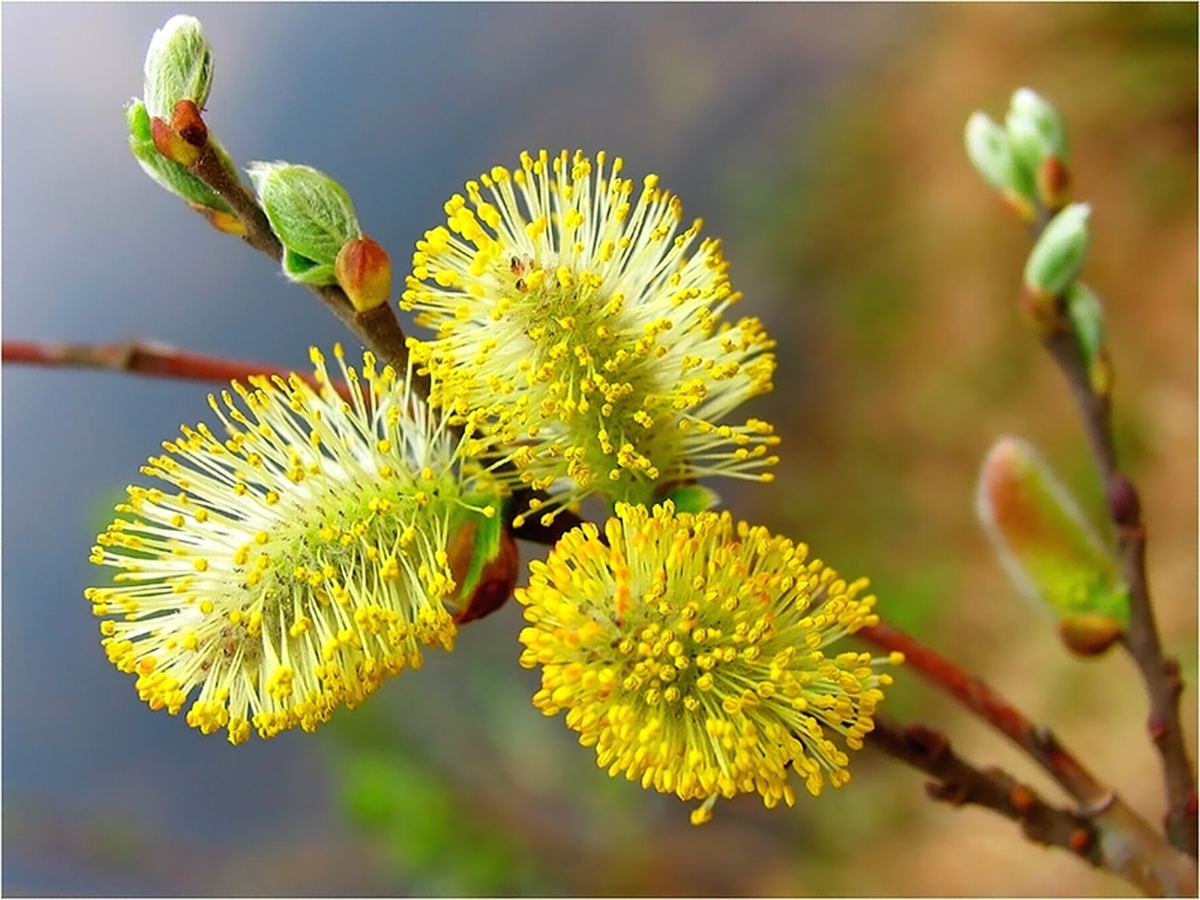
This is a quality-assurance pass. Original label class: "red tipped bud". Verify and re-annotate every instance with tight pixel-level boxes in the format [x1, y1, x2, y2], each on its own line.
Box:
[447, 521, 519, 624]
[150, 115, 200, 167]
[171, 99, 208, 148]
[1037, 156, 1070, 211]
[1059, 613, 1123, 657]
[336, 237, 393, 312]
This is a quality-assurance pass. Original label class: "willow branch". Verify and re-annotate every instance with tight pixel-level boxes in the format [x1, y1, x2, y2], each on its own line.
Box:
[1019, 189, 1196, 855]
[1040, 321, 1197, 855]
[868, 716, 1195, 896]
[1, 338, 345, 397]
[860, 620, 1108, 806]
[187, 138, 423, 400]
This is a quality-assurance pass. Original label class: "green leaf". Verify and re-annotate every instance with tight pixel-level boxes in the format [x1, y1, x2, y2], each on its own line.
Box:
[282, 248, 337, 285]
[1006, 87, 1068, 177]
[126, 99, 232, 212]
[977, 436, 1129, 627]
[661, 483, 721, 514]
[248, 161, 361, 268]
[143, 15, 214, 120]
[1024, 203, 1091, 297]
[456, 496, 504, 599]
[1066, 281, 1106, 366]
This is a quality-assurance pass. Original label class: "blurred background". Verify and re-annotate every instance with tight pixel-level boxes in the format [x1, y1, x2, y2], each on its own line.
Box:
[2, 3, 1195, 896]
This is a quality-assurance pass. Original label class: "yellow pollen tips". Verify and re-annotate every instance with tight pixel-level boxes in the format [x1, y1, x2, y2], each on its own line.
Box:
[86, 347, 495, 743]
[403, 149, 778, 520]
[516, 501, 893, 823]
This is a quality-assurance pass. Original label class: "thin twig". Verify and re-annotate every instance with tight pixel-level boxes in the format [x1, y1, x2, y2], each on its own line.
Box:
[1040, 323, 1197, 855]
[1, 338, 342, 397]
[860, 621, 1108, 806]
[188, 139, 425, 401]
[867, 716, 1195, 896]
[1017, 179, 1198, 856]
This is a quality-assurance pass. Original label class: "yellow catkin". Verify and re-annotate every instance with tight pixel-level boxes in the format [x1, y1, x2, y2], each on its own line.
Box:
[87, 348, 502, 744]
[402, 150, 779, 525]
[516, 501, 901, 824]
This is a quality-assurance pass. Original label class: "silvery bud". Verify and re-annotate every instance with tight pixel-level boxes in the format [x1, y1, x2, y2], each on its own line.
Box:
[1024, 203, 1090, 299]
[248, 162, 362, 285]
[143, 15, 214, 121]
[964, 112, 1034, 220]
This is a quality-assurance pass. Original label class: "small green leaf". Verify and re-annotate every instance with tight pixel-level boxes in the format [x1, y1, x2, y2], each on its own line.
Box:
[126, 99, 231, 212]
[661, 483, 721, 514]
[1006, 87, 1067, 178]
[143, 15, 214, 120]
[282, 248, 337, 285]
[1024, 203, 1090, 298]
[248, 161, 361, 274]
[977, 436, 1129, 630]
[1066, 282, 1105, 365]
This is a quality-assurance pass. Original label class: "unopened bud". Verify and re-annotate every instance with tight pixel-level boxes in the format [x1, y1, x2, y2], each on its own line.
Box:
[1024, 203, 1090, 299]
[171, 99, 208, 149]
[188, 202, 245, 236]
[1006, 88, 1067, 177]
[143, 15, 214, 121]
[447, 518, 519, 624]
[1059, 613, 1123, 657]
[964, 111, 1035, 220]
[1066, 282, 1110, 396]
[1036, 155, 1071, 211]
[977, 436, 1129, 631]
[656, 481, 720, 514]
[127, 99, 232, 217]
[336, 237, 392, 312]
[1106, 472, 1141, 529]
[151, 114, 200, 167]
[248, 162, 361, 286]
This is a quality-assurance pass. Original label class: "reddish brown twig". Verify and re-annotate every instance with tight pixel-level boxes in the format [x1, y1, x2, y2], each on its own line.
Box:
[186, 133, 423, 400]
[868, 716, 1195, 896]
[1040, 323, 1197, 856]
[2, 338, 349, 398]
[860, 620, 1108, 806]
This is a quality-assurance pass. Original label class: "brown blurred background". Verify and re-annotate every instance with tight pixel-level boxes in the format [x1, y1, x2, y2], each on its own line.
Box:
[3, 3, 1195, 896]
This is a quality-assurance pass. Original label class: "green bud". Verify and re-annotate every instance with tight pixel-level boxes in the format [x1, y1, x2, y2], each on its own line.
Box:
[248, 162, 361, 285]
[1006, 87, 1067, 174]
[659, 483, 721, 514]
[143, 15, 214, 121]
[1024, 203, 1090, 298]
[976, 436, 1129, 648]
[964, 112, 1034, 220]
[1066, 282, 1112, 396]
[126, 98, 232, 214]
[446, 500, 517, 624]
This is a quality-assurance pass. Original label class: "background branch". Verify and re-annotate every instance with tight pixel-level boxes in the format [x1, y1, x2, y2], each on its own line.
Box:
[1, 338, 343, 397]
[188, 140, 424, 400]
[1040, 322, 1197, 855]
[867, 716, 1195, 896]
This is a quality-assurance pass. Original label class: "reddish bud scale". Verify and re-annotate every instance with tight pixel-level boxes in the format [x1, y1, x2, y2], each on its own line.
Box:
[447, 524, 519, 624]
[1018, 286, 1061, 335]
[171, 99, 208, 148]
[150, 116, 200, 167]
[336, 237, 392, 312]
[1068, 826, 1092, 854]
[1037, 156, 1071, 211]
[188, 202, 246, 236]
[1059, 613, 1122, 657]
[1106, 472, 1141, 528]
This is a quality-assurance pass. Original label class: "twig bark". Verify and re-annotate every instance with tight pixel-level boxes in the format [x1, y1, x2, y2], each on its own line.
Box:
[867, 716, 1195, 896]
[860, 621, 1108, 806]
[188, 139, 426, 400]
[1, 338, 342, 397]
[1040, 323, 1197, 855]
